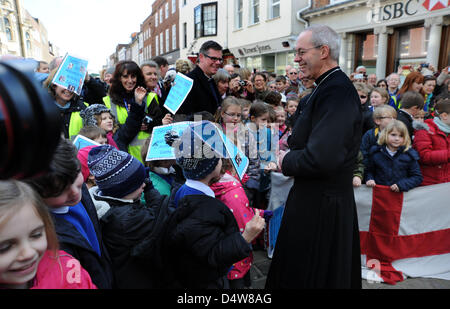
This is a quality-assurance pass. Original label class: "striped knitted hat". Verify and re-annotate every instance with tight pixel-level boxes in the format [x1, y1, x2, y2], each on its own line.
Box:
[166, 121, 221, 180]
[87, 145, 146, 198]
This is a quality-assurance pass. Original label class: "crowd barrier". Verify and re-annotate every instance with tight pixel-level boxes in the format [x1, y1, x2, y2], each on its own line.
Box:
[267, 172, 450, 284]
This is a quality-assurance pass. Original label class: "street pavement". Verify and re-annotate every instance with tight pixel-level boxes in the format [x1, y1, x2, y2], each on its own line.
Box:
[250, 249, 450, 289]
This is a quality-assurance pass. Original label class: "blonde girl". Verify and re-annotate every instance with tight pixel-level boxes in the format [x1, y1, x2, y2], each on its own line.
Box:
[365, 120, 423, 192]
[0, 180, 95, 289]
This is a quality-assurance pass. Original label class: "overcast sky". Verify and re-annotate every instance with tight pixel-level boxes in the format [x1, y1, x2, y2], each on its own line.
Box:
[22, 0, 153, 73]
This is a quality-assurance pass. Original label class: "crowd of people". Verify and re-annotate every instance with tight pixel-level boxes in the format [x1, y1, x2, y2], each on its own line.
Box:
[0, 26, 449, 290]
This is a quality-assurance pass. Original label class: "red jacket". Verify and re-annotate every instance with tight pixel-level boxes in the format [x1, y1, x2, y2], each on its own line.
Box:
[31, 251, 97, 289]
[413, 119, 450, 186]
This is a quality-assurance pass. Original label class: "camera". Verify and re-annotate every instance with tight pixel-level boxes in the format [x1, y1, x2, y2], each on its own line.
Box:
[420, 63, 429, 68]
[238, 80, 247, 87]
[0, 60, 61, 180]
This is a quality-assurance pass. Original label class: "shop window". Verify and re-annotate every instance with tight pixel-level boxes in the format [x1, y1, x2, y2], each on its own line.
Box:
[355, 32, 377, 73]
[194, 2, 217, 38]
[395, 25, 429, 68]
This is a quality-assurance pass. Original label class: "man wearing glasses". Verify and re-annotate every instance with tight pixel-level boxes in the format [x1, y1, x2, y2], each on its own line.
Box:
[266, 25, 363, 289]
[178, 40, 223, 117]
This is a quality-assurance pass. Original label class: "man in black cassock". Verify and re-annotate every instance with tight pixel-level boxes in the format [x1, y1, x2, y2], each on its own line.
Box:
[265, 25, 363, 289]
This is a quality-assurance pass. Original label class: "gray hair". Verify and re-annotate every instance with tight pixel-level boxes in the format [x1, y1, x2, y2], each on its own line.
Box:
[141, 60, 158, 70]
[213, 68, 231, 84]
[140, 60, 160, 77]
[304, 24, 341, 62]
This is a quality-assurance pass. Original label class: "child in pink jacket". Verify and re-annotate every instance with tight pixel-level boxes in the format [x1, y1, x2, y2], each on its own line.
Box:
[210, 160, 271, 289]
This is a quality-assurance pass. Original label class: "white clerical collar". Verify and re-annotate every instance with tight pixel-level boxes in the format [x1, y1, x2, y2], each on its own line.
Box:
[185, 179, 215, 198]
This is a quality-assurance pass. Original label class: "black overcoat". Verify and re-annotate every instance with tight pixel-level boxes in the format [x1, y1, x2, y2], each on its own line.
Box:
[265, 67, 363, 289]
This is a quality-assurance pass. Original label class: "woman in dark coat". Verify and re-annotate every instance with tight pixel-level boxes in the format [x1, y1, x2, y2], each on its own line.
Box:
[265, 25, 363, 289]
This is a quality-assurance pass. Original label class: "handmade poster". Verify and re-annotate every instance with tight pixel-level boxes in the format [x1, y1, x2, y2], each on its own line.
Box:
[163, 72, 193, 114]
[52, 53, 89, 96]
[72, 135, 101, 150]
[192, 121, 249, 181]
[145, 121, 193, 161]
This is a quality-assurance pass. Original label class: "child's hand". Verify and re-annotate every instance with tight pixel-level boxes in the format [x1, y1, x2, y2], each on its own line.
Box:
[162, 113, 173, 125]
[366, 180, 376, 187]
[242, 212, 265, 243]
[352, 176, 362, 187]
[134, 86, 147, 105]
[390, 184, 400, 192]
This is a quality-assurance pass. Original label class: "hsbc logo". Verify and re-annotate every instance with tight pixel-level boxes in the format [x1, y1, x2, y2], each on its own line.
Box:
[422, 0, 449, 11]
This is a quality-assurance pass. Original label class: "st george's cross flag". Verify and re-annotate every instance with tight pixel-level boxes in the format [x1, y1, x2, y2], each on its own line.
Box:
[354, 183, 450, 284]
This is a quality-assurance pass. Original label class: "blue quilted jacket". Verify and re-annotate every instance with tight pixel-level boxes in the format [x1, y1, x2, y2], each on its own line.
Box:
[365, 145, 423, 192]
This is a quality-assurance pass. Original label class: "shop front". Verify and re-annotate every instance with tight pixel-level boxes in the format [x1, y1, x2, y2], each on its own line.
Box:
[301, 0, 449, 78]
[229, 36, 298, 75]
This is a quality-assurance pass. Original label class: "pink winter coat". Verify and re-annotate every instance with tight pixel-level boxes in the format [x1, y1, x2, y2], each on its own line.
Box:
[210, 172, 264, 280]
[31, 250, 97, 289]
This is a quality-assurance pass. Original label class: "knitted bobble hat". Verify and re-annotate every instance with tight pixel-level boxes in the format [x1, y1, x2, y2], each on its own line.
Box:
[165, 121, 220, 181]
[87, 145, 146, 198]
[80, 104, 113, 127]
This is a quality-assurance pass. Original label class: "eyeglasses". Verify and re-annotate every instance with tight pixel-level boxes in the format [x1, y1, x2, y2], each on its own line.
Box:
[223, 111, 242, 119]
[360, 95, 367, 99]
[295, 45, 322, 57]
[289, 72, 298, 75]
[203, 53, 224, 63]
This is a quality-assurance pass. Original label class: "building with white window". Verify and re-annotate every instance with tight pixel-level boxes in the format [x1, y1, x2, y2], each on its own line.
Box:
[179, 0, 228, 61]
[179, 0, 307, 73]
[148, 0, 180, 64]
[227, 0, 308, 74]
[0, 0, 56, 61]
[299, 0, 450, 78]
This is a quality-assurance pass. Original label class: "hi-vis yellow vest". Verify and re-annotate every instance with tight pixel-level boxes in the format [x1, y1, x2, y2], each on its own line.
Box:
[69, 102, 90, 140]
[103, 94, 158, 163]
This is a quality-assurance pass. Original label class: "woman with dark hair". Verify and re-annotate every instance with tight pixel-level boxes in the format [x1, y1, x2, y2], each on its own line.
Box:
[253, 72, 270, 101]
[420, 75, 437, 114]
[103, 61, 169, 163]
[396, 72, 424, 104]
[376, 79, 388, 89]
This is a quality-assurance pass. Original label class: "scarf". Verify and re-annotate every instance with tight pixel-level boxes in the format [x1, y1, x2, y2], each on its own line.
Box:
[434, 117, 450, 134]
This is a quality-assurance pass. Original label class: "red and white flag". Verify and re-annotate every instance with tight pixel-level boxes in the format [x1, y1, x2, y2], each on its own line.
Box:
[355, 183, 450, 284]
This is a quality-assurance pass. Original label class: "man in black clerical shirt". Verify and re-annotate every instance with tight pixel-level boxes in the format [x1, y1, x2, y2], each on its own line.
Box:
[266, 25, 363, 289]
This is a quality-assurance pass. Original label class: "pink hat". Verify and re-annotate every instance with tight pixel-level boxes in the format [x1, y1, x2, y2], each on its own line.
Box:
[77, 146, 97, 182]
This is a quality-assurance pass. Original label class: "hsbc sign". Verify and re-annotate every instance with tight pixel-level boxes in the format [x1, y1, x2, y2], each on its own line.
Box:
[368, 0, 449, 23]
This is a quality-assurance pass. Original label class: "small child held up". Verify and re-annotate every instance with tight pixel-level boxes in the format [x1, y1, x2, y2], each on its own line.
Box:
[80, 99, 144, 152]
[365, 120, 423, 192]
[0, 180, 96, 289]
[161, 121, 266, 289]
